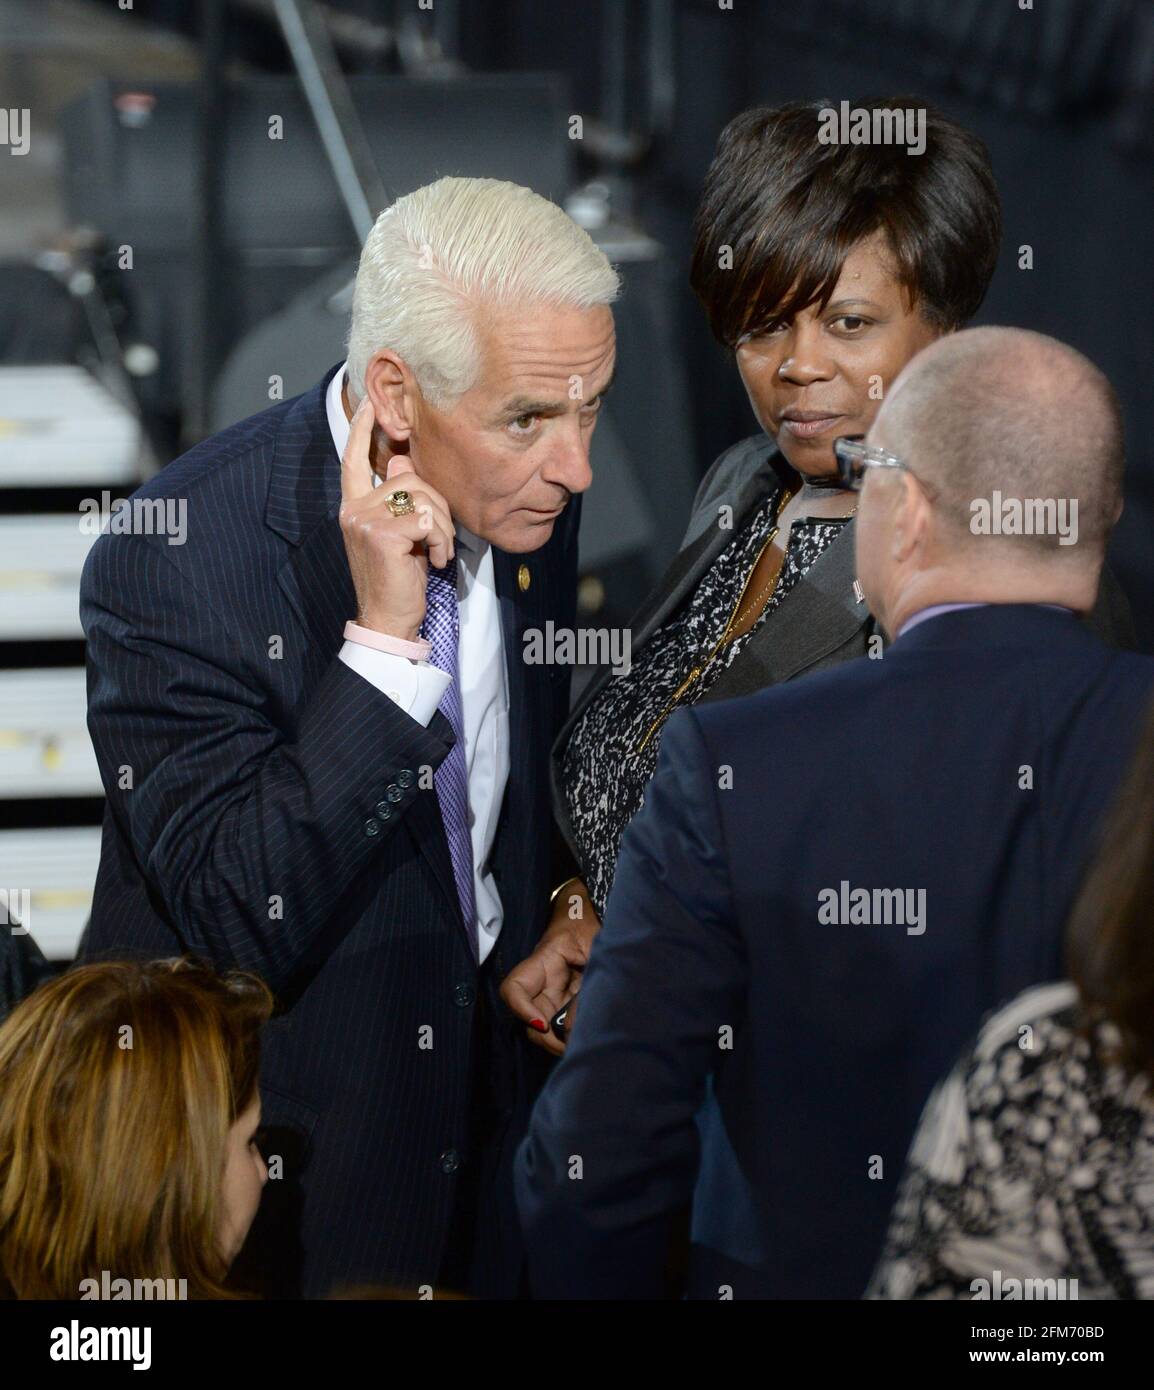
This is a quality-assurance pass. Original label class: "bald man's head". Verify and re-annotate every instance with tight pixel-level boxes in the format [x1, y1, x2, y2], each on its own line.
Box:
[854, 327, 1124, 637]
[870, 326, 1123, 557]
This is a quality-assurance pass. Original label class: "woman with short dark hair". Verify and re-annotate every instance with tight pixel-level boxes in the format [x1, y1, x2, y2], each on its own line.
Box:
[502, 97, 1126, 1046]
[690, 99, 999, 351]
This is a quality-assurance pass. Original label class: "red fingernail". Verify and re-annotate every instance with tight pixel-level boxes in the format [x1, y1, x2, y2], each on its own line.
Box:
[529, 1018, 548, 1033]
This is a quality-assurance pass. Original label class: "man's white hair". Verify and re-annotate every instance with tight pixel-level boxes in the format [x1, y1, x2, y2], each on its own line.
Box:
[346, 176, 620, 408]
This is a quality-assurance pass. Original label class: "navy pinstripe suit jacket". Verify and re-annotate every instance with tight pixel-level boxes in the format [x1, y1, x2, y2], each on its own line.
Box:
[80, 366, 578, 1297]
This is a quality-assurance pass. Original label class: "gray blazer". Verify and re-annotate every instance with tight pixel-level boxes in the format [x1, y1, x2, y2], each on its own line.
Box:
[551, 433, 1136, 873]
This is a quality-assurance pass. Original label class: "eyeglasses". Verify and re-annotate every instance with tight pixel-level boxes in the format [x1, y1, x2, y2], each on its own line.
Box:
[834, 436, 933, 496]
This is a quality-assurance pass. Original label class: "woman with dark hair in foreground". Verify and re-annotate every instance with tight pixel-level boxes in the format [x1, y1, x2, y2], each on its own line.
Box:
[869, 695, 1154, 1300]
[0, 957, 273, 1299]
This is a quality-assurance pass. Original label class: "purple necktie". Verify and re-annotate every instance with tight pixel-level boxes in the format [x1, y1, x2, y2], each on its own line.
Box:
[420, 555, 477, 957]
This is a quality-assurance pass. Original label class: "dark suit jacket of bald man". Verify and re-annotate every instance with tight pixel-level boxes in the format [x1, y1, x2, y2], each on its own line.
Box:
[522, 602, 1154, 1298]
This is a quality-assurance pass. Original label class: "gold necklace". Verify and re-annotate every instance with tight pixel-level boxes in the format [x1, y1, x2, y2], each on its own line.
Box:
[726, 556, 782, 636]
[734, 489, 858, 641]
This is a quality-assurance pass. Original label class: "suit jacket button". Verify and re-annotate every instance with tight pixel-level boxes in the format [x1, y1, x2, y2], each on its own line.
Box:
[397, 768, 415, 788]
[386, 784, 404, 804]
[374, 801, 393, 821]
[364, 818, 382, 837]
[452, 983, 475, 1008]
[439, 1149, 461, 1174]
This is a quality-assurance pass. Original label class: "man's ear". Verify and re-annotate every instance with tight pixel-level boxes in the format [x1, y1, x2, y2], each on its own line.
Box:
[364, 350, 419, 446]
[889, 470, 925, 565]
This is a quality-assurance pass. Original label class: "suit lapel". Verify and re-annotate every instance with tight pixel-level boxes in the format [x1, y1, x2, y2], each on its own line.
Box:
[701, 519, 870, 702]
[556, 454, 780, 752]
[278, 519, 357, 679]
[267, 368, 352, 677]
[492, 545, 537, 787]
[633, 460, 778, 651]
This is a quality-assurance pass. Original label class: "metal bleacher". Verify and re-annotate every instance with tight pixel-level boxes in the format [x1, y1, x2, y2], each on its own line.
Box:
[0, 363, 143, 962]
[0, 669, 102, 797]
[0, 365, 142, 487]
[0, 829, 103, 963]
[0, 515, 100, 640]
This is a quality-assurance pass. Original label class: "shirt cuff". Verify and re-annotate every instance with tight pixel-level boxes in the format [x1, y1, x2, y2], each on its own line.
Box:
[338, 640, 451, 727]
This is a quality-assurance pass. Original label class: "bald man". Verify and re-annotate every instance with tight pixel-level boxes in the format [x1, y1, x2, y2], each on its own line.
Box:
[516, 327, 1154, 1300]
[855, 326, 1127, 639]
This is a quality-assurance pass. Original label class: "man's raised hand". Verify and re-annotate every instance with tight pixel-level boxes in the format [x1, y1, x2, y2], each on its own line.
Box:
[338, 397, 456, 641]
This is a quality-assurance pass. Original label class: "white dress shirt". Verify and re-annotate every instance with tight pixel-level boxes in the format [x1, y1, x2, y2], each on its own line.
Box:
[327, 365, 510, 963]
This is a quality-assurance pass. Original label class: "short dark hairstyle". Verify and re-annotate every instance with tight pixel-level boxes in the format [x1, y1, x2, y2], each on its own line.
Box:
[690, 97, 1002, 348]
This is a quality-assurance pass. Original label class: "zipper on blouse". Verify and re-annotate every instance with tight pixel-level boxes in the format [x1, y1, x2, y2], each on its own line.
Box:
[634, 523, 781, 756]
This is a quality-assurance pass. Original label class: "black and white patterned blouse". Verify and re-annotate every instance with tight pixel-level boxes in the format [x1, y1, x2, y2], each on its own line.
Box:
[868, 981, 1154, 1300]
[561, 479, 851, 918]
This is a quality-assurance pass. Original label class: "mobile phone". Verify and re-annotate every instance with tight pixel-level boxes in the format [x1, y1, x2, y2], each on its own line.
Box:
[550, 997, 577, 1041]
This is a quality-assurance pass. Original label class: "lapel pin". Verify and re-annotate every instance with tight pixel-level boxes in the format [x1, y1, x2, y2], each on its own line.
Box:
[853, 579, 865, 604]
[517, 563, 531, 593]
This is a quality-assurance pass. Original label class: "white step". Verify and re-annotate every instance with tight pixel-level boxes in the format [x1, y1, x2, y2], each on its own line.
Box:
[0, 667, 101, 797]
[0, 514, 99, 639]
[0, 826, 102, 960]
[0, 365, 141, 487]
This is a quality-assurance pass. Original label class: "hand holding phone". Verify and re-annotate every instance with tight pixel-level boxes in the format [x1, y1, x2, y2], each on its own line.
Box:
[550, 994, 579, 1042]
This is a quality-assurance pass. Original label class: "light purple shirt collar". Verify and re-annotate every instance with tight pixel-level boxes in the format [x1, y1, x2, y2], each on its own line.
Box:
[896, 602, 1073, 639]
[896, 603, 987, 639]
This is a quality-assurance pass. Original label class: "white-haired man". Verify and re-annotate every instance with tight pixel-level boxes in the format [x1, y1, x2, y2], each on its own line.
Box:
[81, 177, 618, 1298]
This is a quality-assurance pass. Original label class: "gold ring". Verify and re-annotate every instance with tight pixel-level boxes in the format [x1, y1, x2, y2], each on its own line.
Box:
[385, 489, 415, 517]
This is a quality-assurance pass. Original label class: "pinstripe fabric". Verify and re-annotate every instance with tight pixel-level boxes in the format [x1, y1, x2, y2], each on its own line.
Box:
[79, 366, 581, 1297]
